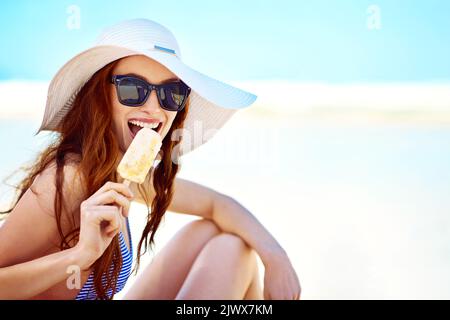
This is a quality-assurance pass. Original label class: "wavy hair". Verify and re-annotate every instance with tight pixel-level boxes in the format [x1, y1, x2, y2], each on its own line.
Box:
[0, 58, 189, 299]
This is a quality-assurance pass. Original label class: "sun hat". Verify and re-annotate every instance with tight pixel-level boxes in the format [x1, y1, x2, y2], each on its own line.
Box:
[35, 18, 257, 155]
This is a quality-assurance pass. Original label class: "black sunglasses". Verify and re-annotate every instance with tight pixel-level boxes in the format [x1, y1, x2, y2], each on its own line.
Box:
[111, 75, 191, 112]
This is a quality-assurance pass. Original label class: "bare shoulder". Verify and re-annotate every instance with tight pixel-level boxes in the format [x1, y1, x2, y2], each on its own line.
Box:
[30, 156, 86, 217]
[0, 155, 86, 267]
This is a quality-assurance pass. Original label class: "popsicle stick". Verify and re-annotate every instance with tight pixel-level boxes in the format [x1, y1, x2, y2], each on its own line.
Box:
[119, 179, 131, 219]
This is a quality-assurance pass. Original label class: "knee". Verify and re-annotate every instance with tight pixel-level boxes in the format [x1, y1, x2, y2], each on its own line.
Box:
[186, 219, 221, 237]
[209, 233, 257, 273]
[211, 233, 252, 255]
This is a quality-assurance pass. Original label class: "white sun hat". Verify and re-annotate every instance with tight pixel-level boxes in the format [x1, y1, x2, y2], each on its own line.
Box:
[36, 18, 257, 155]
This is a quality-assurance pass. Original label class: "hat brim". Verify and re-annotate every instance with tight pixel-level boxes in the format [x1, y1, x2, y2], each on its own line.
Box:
[37, 45, 257, 155]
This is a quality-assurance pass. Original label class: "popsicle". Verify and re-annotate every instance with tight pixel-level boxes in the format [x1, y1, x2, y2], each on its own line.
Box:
[117, 127, 162, 187]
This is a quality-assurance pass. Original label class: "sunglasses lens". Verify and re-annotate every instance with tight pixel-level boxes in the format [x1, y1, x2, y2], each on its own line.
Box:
[114, 76, 190, 110]
[117, 78, 148, 105]
[160, 83, 189, 111]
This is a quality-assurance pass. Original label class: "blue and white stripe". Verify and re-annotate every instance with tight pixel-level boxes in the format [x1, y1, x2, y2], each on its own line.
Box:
[75, 218, 133, 300]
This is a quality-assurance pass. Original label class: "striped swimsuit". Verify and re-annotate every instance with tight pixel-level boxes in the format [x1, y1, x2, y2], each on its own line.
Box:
[75, 218, 133, 300]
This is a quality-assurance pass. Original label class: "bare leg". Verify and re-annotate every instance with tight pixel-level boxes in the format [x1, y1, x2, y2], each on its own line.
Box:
[123, 219, 221, 299]
[243, 258, 263, 300]
[175, 233, 261, 300]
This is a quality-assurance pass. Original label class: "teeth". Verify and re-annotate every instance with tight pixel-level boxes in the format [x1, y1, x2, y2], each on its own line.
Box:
[129, 120, 159, 130]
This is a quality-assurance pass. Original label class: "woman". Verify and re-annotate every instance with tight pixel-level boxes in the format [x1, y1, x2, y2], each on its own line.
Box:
[0, 19, 300, 300]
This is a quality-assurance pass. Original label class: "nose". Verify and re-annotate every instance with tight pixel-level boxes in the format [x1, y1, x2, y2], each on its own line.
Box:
[139, 88, 163, 113]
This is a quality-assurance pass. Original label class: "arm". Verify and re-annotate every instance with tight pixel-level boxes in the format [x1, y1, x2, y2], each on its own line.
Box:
[167, 178, 285, 264]
[0, 245, 91, 299]
[169, 178, 301, 300]
[133, 176, 286, 262]
[0, 163, 93, 299]
[132, 176, 301, 299]
[132, 178, 301, 299]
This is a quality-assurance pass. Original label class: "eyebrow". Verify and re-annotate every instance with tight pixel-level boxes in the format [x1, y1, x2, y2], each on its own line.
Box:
[123, 72, 180, 84]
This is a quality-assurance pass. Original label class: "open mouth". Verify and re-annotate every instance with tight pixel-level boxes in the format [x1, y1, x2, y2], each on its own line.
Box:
[128, 121, 162, 139]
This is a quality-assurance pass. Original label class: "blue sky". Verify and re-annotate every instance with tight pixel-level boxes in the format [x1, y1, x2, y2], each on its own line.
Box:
[1, 0, 449, 83]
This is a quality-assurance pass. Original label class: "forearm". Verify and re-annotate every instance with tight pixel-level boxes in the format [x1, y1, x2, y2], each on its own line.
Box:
[211, 194, 287, 266]
[0, 246, 92, 299]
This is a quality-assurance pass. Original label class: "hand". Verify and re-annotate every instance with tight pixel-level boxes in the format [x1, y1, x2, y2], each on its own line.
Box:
[263, 251, 301, 300]
[75, 181, 134, 268]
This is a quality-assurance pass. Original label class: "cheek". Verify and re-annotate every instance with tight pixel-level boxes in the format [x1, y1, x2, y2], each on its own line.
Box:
[161, 112, 178, 139]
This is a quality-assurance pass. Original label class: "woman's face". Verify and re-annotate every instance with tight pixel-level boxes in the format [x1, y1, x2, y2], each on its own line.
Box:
[110, 55, 179, 154]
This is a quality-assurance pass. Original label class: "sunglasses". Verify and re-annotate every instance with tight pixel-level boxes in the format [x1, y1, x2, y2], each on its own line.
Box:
[111, 75, 191, 112]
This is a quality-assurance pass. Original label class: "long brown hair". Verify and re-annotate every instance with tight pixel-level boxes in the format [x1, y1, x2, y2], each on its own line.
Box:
[0, 58, 189, 299]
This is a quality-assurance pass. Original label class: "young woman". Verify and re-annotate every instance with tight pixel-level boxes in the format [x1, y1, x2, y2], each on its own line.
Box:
[0, 19, 300, 300]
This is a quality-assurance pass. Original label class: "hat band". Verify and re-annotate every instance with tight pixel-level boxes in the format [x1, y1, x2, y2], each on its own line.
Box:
[153, 44, 177, 56]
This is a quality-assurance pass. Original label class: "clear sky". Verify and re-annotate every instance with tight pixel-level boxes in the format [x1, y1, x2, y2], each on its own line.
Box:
[1, 0, 449, 83]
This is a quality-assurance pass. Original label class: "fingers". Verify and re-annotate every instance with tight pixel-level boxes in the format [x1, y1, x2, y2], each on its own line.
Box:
[82, 181, 133, 220]
[77, 182, 133, 262]
[88, 190, 131, 214]
[118, 205, 129, 220]
[92, 181, 134, 199]
[263, 281, 301, 300]
[88, 206, 123, 238]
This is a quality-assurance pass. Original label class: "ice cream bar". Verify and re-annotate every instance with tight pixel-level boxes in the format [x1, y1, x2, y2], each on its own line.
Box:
[117, 127, 162, 185]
